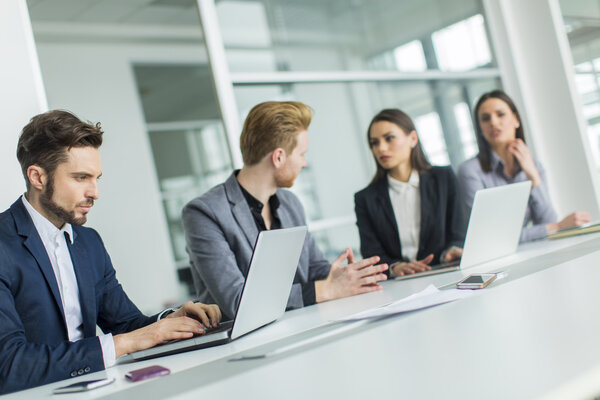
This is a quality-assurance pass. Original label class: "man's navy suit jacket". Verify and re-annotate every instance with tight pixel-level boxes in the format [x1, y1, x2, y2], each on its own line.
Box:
[0, 199, 155, 394]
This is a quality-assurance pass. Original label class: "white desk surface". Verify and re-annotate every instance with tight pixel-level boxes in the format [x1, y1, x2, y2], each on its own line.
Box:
[7, 232, 600, 399]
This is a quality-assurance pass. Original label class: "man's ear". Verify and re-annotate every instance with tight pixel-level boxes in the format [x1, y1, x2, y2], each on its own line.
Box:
[271, 148, 287, 168]
[26, 165, 47, 191]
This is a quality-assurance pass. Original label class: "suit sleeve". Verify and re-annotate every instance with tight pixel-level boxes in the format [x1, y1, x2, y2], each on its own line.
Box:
[93, 230, 156, 334]
[289, 194, 330, 282]
[519, 161, 556, 242]
[444, 168, 466, 250]
[182, 200, 246, 320]
[0, 246, 104, 395]
[355, 191, 398, 271]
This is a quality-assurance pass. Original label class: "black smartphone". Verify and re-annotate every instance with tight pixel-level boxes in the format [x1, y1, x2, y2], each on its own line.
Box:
[52, 377, 115, 394]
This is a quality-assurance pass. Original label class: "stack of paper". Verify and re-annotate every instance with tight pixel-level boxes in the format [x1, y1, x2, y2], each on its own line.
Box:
[337, 284, 477, 321]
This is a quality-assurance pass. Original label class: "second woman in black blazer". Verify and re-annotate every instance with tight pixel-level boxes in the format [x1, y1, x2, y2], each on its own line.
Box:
[354, 109, 466, 277]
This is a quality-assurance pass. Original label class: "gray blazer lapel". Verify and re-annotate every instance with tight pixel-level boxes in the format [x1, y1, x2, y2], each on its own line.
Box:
[277, 195, 308, 282]
[224, 174, 259, 248]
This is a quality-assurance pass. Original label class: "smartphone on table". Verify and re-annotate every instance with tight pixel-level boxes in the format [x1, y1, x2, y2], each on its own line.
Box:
[125, 365, 170, 382]
[53, 377, 115, 394]
[456, 273, 496, 289]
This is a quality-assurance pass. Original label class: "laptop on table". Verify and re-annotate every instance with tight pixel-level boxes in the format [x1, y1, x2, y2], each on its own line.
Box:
[395, 181, 532, 280]
[131, 226, 308, 360]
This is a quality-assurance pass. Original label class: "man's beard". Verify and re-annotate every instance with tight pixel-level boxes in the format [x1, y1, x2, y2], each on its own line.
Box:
[39, 177, 91, 226]
[274, 166, 298, 188]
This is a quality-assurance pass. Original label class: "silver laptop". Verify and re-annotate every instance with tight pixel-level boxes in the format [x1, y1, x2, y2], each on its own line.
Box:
[396, 181, 531, 280]
[131, 226, 308, 360]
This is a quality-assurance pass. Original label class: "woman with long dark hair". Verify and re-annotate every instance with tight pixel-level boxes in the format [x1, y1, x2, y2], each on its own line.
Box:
[458, 89, 590, 242]
[354, 109, 466, 277]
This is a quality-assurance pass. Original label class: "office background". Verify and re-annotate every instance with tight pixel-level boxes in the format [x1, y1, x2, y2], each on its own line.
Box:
[1, 0, 599, 314]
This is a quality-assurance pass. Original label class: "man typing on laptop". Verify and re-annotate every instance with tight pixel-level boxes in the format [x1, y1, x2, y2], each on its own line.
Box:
[182, 101, 388, 320]
[0, 111, 221, 394]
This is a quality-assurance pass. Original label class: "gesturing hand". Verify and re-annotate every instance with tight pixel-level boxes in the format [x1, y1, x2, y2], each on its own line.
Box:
[391, 254, 433, 277]
[443, 248, 463, 263]
[315, 248, 388, 302]
[507, 139, 541, 186]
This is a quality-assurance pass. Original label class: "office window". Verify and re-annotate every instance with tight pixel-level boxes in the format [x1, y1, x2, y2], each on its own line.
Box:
[560, 0, 600, 169]
[432, 14, 492, 71]
[134, 64, 232, 268]
[394, 40, 427, 72]
[454, 102, 478, 160]
[216, 0, 488, 73]
[415, 112, 450, 166]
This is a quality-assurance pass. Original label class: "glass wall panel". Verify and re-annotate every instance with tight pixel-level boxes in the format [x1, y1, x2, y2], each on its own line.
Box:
[234, 78, 498, 257]
[134, 64, 232, 269]
[26, 0, 226, 303]
[215, 0, 491, 73]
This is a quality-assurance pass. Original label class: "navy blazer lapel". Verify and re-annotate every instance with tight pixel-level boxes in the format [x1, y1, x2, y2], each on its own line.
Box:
[224, 173, 259, 248]
[11, 199, 66, 322]
[374, 178, 403, 256]
[66, 230, 97, 338]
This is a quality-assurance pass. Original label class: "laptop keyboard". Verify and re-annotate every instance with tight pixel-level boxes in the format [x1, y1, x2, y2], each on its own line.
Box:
[159, 320, 233, 346]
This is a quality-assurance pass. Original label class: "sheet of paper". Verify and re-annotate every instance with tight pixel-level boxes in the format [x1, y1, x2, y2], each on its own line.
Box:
[337, 284, 477, 321]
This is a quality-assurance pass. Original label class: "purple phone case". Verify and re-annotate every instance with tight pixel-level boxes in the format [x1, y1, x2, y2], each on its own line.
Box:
[125, 365, 170, 382]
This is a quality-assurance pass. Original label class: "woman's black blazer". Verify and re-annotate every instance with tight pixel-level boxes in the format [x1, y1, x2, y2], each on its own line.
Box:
[354, 166, 465, 273]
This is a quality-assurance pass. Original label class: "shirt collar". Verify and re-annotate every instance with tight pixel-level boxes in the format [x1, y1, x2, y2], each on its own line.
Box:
[490, 151, 521, 176]
[387, 170, 420, 192]
[21, 195, 74, 244]
[237, 182, 280, 213]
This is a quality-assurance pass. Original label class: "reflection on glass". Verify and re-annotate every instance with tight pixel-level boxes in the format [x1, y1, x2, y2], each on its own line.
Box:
[394, 40, 427, 72]
[560, 0, 600, 170]
[216, 0, 488, 73]
[233, 79, 497, 257]
[135, 65, 232, 265]
[454, 102, 478, 160]
[432, 14, 492, 71]
[415, 112, 450, 165]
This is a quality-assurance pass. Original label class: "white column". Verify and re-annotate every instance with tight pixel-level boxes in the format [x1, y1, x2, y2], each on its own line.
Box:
[196, 0, 243, 168]
[484, 0, 600, 219]
[0, 0, 48, 210]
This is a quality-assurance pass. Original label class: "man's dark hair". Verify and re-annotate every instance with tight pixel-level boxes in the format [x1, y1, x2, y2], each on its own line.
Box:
[17, 110, 104, 189]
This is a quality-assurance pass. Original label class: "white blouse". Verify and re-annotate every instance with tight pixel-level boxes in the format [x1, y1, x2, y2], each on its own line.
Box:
[387, 171, 421, 261]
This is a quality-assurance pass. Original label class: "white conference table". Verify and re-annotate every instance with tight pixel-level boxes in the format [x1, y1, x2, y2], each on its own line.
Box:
[8, 232, 600, 399]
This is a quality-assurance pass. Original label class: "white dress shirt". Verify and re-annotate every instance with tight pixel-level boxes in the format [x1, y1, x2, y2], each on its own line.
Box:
[21, 195, 116, 367]
[387, 171, 421, 261]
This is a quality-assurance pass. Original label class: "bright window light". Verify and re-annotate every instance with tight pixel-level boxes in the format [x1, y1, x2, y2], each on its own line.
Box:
[454, 102, 478, 159]
[393, 40, 427, 72]
[414, 112, 450, 165]
[432, 14, 491, 71]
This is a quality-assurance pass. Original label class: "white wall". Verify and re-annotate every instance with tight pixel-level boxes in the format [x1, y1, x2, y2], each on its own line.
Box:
[35, 41, 208, 312]
[0, 0, 47, 211]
